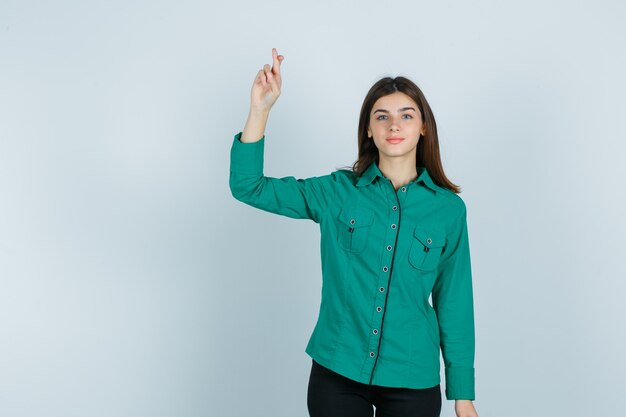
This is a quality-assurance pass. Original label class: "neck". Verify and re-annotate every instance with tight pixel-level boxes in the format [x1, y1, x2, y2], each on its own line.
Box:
[378, 155, 418, 191]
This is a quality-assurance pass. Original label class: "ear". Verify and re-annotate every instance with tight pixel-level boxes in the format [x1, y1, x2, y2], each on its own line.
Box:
[367, 128, 372, 138]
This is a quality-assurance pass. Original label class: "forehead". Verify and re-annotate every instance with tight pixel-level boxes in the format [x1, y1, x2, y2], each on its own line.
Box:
[372, 91, 418, 111]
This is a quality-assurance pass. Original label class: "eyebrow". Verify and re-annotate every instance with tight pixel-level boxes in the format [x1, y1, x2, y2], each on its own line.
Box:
[372, 107, 417, 114]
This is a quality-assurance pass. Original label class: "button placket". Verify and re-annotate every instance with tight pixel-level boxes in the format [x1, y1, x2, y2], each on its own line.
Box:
[396, 184, 410, 207]
[368, 332, 380, 359]
[369, 179, 402, 370]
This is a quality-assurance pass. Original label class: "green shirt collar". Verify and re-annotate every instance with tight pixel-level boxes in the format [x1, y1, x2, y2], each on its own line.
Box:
[356, 161, 441, 194]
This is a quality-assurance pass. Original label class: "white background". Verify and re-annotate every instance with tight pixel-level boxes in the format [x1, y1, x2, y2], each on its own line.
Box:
[1, 1, 625, 416]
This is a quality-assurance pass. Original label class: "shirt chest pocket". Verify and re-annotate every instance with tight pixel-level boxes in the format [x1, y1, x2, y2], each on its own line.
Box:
[408, 226, 446, 271]
[335, 207, 375, 253]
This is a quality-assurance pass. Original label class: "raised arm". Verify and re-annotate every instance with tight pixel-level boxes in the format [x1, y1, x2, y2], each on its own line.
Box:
[229, 48, 336, 223]
[240, 47, 284, 143]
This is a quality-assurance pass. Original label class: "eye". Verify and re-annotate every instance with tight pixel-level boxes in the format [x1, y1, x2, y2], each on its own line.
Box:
[402, 114, 413, 119]
[376, 115, 388, 120]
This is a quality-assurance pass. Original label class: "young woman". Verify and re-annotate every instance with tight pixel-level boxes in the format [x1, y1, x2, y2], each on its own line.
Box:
[229, 48, 479, 417]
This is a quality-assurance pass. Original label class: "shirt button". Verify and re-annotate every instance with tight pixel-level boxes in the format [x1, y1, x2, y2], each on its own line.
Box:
[391, 224, 396, 229]
[376, 306, 382, 312]
[401, 186, 407, 192]
[350, 219, 356, 225]
[392, 205, 398, 211]
[369, 352, 376, 357]
[379, 287, 385, 292]
[426, 237, 432, 244]
[382, 266, 388, 272]
[386, 245, 392, 251]
[373, 329, 379, 335]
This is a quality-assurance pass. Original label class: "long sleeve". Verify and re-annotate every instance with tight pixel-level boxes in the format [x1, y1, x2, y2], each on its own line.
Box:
[229, 131, 335, 223]
[431, 201, 476, 400]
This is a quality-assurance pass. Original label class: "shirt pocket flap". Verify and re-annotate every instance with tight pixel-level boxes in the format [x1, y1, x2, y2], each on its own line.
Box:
[338, 207, 375, 228]
[409, 226, 447, 271]
[413, 226, 446, 249]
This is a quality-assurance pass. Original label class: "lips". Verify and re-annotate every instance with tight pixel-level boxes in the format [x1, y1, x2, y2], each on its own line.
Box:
[386, 137, 405, 144]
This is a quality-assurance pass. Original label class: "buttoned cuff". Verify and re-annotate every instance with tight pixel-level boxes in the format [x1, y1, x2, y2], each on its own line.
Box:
[230, 131, 265, 175]
[444, 366, 475, 400]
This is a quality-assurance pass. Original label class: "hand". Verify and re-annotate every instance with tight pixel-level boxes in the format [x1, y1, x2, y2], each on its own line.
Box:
[250, 47, 284, 113]
[455, 399, 479, 417]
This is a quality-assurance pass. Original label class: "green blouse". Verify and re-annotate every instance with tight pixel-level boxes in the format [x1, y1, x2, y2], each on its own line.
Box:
[229, 132, 476, 400]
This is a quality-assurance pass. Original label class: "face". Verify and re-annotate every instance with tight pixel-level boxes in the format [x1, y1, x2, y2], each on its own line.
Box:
[367, 91, 425, 162]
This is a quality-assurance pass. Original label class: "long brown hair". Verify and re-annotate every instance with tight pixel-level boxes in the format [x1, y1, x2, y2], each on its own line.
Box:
[350, 76, 461, 194]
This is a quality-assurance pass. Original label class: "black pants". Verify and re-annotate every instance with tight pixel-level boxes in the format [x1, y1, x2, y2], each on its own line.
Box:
[307, 359, 441, 417]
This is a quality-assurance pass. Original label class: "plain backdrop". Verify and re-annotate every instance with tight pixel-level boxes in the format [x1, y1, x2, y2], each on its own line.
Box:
[1, 1, 625, 416]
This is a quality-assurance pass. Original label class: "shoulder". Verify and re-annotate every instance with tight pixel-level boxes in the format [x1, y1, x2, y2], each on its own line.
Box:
[442, 189, 467, 209]
[295, 168, 355, 196]
[315, 168, 358, 186]
[331, 168, 356, 180]
[435, 187, 468, 220]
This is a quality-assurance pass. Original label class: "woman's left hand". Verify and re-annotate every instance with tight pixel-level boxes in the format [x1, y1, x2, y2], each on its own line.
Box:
[455, 399, 479, 417]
